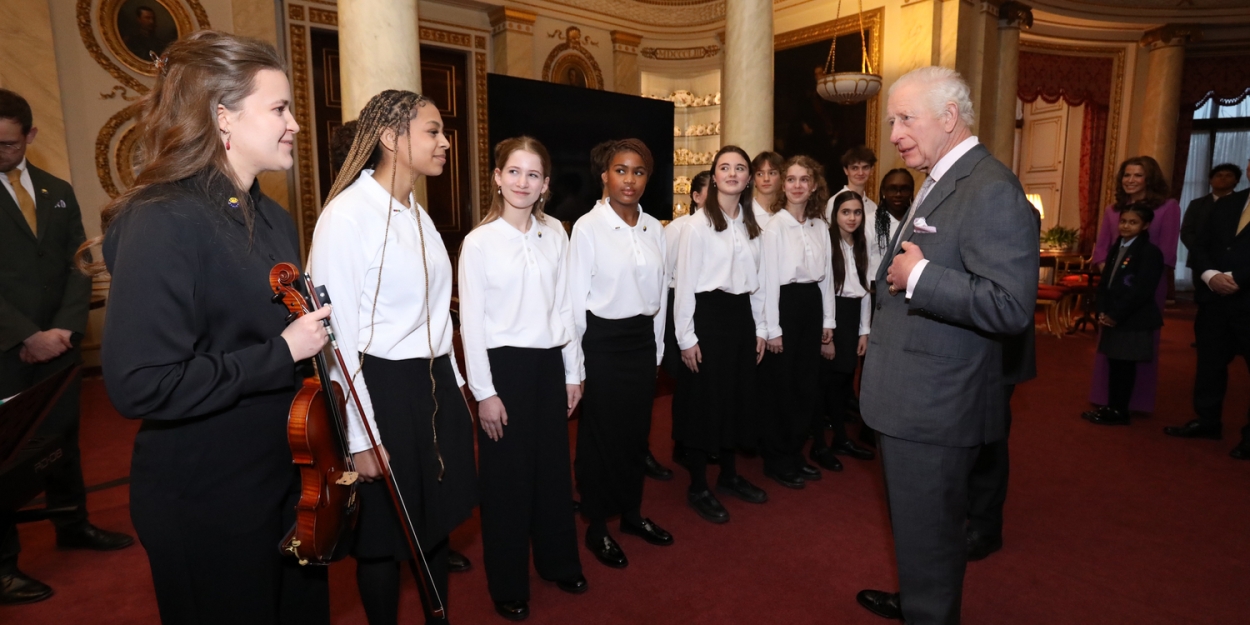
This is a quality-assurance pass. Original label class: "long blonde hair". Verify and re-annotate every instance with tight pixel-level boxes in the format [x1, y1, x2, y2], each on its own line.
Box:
[479, 136, 552, 226]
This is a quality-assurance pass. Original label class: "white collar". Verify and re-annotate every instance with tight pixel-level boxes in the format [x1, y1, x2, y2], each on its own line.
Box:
[1121, 236, 1137, 248]
[926, 136, 980, 184]
[358, 169, 418, 215]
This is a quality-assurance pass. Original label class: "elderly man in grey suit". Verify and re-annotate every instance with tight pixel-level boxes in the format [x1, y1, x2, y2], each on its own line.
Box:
[853, 67, 1039, 624]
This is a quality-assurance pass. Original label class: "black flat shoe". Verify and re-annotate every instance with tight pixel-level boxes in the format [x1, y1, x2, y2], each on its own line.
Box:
[56, 524, 135, 551]
[1163, 420, 1222, 440]
[586, 534, 628, 568]
[1087, 407, 1130, 426]
[687, 489, 729, 524]
[0, 570, 53, 605]
[1231, 443, 1250, 460]
[1080, 406, 1107, 421]
[716, 475, 768, 503]
[494, 600, 529, 621]
[830, 439, 876, 460]
[448, 549, 471, 573]
[798, 463, 822, 481]
[856, 589, 903, 620]
[966, 530, 1003, 562]
[620, 517, 673, 546]
[542, 574, 588, 594]
[644, 452, 674, 480]
[763, 468, 805, 490]
[810, 447, 844, 472]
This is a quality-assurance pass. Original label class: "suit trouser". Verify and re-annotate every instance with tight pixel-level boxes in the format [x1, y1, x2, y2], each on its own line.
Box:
[0, 347, 88, 575]
[966, 385, 1015, 538]
[880, 434, 980, 625]
[1193, 301, 1250, 441]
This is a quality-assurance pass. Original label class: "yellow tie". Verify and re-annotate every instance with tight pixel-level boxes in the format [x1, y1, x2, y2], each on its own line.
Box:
[1239, 195, 1250, 235]
[5, 169, 36, 234]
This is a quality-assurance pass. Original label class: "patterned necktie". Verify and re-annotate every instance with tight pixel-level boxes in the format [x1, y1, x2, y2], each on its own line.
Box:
[5, 169, 36, 234]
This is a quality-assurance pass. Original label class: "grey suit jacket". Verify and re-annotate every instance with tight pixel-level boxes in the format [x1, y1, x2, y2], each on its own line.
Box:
[0, 163, 91, 352]
[860, 144, 1039, 447]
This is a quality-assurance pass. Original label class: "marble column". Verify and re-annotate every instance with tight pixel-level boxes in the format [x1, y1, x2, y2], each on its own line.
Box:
[611, 31, 643, 96]
[489, 7, 537, 79]
[722, 0, 773, 158]
[1136, 25, 1198, 181]
[990, 2, 1032, 166]
[0, 0, 70, 182]
[338, 0, 421, 122]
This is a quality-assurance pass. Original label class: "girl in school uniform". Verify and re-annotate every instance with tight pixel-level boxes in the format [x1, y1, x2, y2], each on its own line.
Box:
[568, 139, 673, 570]
[816, 190, 875, 467]
[1082, 202, 1164, 426]
[673, 146, 769, 524]
[458, 136, 586, 622]
[663, 171, 710, 469]
[758, 156, 834, 488]
[309, 90, 478, 625]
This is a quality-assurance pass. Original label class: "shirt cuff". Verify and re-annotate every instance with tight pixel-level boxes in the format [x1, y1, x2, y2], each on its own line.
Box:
[905, 259, 929, 299]
[1200, 270, 1220, 286]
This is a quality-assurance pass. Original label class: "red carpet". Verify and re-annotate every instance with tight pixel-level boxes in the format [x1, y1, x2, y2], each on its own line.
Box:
[7, 302, 1249, 624]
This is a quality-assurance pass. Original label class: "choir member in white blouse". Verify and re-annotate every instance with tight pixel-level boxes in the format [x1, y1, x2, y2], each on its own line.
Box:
[758, 156, 837, 486]
[308, 90, 478, 625]
[868, 169, 916, 290]
[817, 190, 877, 464]
[662, 170, 710, 469]
[751, 151, 783, 228]
[673, 145, 770, 524]
[458, 136, 586, 621]
[567, 139, 674, 570]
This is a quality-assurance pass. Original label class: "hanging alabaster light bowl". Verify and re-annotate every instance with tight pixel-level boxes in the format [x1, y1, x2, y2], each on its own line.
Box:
[817, 0, 882, 105]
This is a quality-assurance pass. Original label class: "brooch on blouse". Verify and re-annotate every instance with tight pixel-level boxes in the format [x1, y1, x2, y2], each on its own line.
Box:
[228, 196, 240, 209]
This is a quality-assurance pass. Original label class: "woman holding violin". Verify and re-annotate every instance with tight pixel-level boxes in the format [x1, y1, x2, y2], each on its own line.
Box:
[95, 32, 332, 623]
[308, 90, 478, 625]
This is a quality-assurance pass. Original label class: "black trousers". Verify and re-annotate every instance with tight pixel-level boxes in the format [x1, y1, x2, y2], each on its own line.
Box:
[478, 347, 582, 602]
[1193, 301, 1250, 440]
[880, 434, 980, 625]
[967, 385, 1015, 539]
[761, 282, 823, 473]
[0, 347, 88, 575]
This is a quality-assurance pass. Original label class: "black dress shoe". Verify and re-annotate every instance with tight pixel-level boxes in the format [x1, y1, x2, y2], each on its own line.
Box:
[448, 549, 471, 573]
[494, 600, 529, 621]
[856, 589, 903, 620]
[1087, 407, 1130, 426]
[763, 468, 805, 490]
[620, 517, 673, 546]
[1163, 420, 1222, 440]
[542, 573, 589, 594]
[1080, 406, 1107, 421]
[586, 534, 628, 568]
[966, 530, 1003, 562]
[644, 452, 674, 481]
[56, 524, 135, 551]
[1231, 442, 1250, 460]
[831, 439, 876, 460]
[798, 463, 822, 481]
[687, 489, 729, 524]
[716, 475, 768, 503]
[0, 570, 54, 605]
[810, 447, 844, 472]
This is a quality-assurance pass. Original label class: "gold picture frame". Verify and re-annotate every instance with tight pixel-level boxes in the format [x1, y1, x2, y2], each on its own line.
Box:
[100, 0, 195, 75]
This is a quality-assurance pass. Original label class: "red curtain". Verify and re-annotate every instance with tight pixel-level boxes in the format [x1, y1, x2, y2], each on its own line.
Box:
[1170, 54, 1250, 198]
[1078, 103, 1108, 257]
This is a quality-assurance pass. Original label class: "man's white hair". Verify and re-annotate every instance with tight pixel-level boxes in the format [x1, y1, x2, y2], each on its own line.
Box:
[890, 66, 975, 128]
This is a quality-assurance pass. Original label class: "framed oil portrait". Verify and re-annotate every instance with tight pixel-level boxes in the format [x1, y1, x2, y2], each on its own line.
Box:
[98, 0, 197, 75]
[541, 26, 604, 90]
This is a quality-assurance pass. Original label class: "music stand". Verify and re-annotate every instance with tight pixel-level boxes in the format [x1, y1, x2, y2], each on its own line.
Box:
[0, 364, 81, 517]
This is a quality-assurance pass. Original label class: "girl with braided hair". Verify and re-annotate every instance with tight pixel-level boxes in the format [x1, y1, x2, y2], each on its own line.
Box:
[307, 90, 478, 625]
[869, 168, 915, 289]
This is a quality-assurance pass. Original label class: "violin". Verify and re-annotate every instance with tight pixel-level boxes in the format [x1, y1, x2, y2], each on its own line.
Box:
[269, 262, 446, 619]
[270, 264, 360, 565]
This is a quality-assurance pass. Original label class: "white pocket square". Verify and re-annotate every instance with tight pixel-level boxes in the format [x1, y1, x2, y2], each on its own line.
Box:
[913, 217, 937, 233]
[54, 200, 66, 209]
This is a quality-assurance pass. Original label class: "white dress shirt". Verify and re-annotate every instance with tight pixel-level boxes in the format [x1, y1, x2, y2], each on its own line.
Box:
[673, 207, 767, 350]
[0, 158, 35, 206]
[308, 172, 463, 453]
[760, 209, 835, 339]
[665, 209, 698, 288]
[458, 214, 583, 401]
[568, 200, 668, 366]
[906, 136, 981, 298]
[753, 197, 773, 228]
[836, 239, 873, 336]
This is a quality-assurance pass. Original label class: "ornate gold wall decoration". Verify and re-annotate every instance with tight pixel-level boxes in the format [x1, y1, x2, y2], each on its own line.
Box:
[115, 125, 143, 188]
[476, 51, 490, 219]
[289, 4, 305, 21]
[94, 102, 144, 198]
[542, 27, 605, 90]
[421, 28, 473, 49]
[308, 8, 337, 26]
[99, 85, 141, 101]
[79, 0, 210, 88]
[289, 23, 319, 254]
[640, 45, 720, 60]
[475, 36, 487, 50]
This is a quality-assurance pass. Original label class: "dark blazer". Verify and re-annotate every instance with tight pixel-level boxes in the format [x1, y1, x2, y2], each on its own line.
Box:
[1190, 187, 1250, 309]
[1180, 193, 1218, 266]
[1096, 231, 1164, 330]
[861, 144, 1039, 447]
[0, 163, 91, 352]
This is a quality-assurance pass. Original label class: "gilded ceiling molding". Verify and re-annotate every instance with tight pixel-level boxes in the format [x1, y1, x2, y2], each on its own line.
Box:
[610, 31, 643, 54]
[421, 27, 474, 49]
[639, 45, 720, 60]
[94, 102, 143, 198]
[542, 27, 606, 90]
[998, 2, 1034, 28]
[308, 8, 337, 26]
[489, 7, 538, 35]
[543, 0, 724, 27]
[288, 23, 318, 255]
[1139, 24, 1202, 50]
[476, 51, 491, 219]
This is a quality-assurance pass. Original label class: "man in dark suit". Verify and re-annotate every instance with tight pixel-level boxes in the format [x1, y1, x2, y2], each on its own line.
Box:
[1180, 163, 1241, 267]
[0, 89, 133, 605]
[1165, 179, 1250, 460]
[853, 67, 1039, 624]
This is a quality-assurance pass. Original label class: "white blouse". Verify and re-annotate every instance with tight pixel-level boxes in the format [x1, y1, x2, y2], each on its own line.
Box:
[835, 238, 873, 336]
[664, 209, 698, 289]
[673, 208, 767, 351]
[752, 197, 773, 229]
[458, 215, 583, 402]
[308, 172, 463, 454]
[761, 210, 836, 339]
[864, 204, 900, 283]
[568, 200, 667, 366]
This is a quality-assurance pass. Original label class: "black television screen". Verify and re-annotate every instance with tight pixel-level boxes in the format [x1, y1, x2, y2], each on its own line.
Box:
[487, 74, 675, 223]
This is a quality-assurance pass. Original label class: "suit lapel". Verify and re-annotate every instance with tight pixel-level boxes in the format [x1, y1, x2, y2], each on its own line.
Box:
[0, 172, 36, 241]
[28, 165, 53, 242]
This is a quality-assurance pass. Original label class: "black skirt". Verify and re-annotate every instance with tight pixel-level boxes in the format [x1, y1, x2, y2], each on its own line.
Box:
[354, 354, 478, 559]
[829, 295, 864, 373]
[759, 282, 824, 468]
[575, 313, 657, 519]
[672, 290, 761, 453]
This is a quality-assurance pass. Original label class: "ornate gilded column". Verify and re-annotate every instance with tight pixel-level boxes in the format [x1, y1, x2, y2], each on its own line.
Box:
[611, 31, 643, 96]
[489, 7, 537, 79]
[339, 0, 421, 121]
[990, 1, 1032, 165]
[722, 0, 773, 158]
[1136, 24, 1199, 180]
